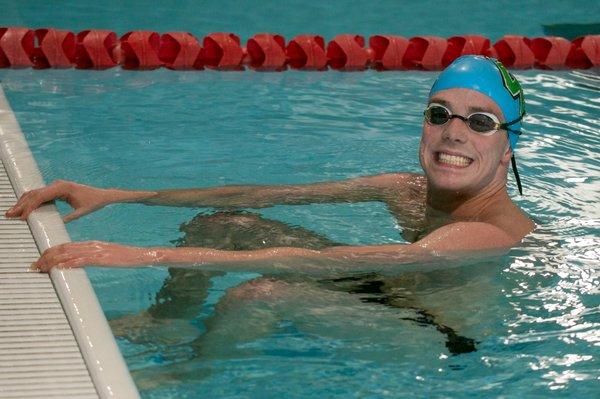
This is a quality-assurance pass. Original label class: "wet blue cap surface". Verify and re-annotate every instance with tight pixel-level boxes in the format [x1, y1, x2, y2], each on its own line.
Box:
[429, 55, 525, 149]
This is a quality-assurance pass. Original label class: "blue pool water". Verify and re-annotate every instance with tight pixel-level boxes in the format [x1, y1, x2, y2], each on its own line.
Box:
[1, 1, 599, 398]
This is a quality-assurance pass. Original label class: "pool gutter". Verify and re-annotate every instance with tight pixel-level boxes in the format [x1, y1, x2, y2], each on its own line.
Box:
[0, 87, 140, 398]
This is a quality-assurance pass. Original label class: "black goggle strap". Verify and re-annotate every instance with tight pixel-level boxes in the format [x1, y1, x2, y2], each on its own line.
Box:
[511, 153, 523, 195]
[500, 112, 526, 132]
[505, 112, 525, 195]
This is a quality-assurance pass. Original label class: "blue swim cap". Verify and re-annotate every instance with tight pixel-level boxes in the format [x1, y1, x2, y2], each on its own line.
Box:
[429, 55, 525, 150]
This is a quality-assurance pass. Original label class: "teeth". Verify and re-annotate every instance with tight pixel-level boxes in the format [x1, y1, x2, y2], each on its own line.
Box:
[438, 152, 471, 167]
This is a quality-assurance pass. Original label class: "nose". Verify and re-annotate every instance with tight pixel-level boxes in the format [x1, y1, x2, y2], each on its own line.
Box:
[442, 117, 468, 143]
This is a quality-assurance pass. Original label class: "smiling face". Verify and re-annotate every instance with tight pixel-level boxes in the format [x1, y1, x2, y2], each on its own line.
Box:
[419, 88, 512, 196]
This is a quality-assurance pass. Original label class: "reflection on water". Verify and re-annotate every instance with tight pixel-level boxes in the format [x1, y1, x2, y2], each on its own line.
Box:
[0, 68, 598, 398]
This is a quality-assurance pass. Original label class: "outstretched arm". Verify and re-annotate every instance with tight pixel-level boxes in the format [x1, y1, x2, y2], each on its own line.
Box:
[140, 173, 411, 208]
[6, 174, 412, 222]
[32, 222, 514, 275]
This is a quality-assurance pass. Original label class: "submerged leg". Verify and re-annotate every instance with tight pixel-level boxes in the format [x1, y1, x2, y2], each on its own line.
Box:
[110, 211, 340, 344]
[133, 272, 485, 387]
[192, 277, 290, 358]
[125, 211, 485, 391]
[130, 277, 292, 390]
[152, 211, 341, 317]
[192, 276, 466, 363]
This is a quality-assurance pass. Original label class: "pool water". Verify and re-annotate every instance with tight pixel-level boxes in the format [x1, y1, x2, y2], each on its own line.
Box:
[1, 1, 599, 397]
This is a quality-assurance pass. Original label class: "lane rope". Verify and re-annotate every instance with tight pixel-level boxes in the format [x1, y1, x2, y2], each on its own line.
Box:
[1, 27, 598, 71]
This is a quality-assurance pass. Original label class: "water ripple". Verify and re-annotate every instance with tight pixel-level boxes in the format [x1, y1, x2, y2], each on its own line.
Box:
[1, 67, 598, 398]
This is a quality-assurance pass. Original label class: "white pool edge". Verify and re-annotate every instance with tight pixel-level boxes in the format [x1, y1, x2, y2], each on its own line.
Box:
[0, 86, 140, 399]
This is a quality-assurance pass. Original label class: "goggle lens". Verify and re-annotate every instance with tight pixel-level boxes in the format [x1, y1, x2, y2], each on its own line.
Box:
[467, 113, 497, 133]
[424, 105, 500, 134]
[427, 106, 451, 125]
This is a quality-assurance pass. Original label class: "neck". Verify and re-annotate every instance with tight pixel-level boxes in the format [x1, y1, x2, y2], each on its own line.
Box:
[425, 180, 510, 220]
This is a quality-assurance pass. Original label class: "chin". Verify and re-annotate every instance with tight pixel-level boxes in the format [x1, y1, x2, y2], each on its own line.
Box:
[424, 165, 478, 194]
[428, 178, 472, 194]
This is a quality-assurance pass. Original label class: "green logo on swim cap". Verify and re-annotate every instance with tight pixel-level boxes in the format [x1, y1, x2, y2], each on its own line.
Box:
[492, 58, 525, 116]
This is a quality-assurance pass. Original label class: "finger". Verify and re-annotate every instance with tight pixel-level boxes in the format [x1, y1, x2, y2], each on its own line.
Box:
[34, 251, 81, 272]
[15, 197, 46, 220]
[5, 204, 24, 217]
[29, 262, 42, 272]
[35, 242, 100, 270]
[35, 244, 73, 269]
[8, 188, 60, 219]
[11, 191, 33, 207]
[18, 205, 39, 220]
[44, 242, 91, 257]
[34, 241, 112, 272]
[40, 257, 88, 272]
[5, 193, 32, 217]
[5, 201, 22, 216]
[51, 250, 96, 271]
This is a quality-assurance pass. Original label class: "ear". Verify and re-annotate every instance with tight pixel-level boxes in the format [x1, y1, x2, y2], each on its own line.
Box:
[500, 140, 512, 166]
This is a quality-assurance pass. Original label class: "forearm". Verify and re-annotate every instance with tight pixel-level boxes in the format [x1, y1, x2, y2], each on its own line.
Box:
[145, 243, 428, 275]
[35, 241, 421, 274]
[152, 246, 321, 272]
[107, 173, 406, 209]
[140, 185, 284, 208]
[93, 186, 260, 208]
[139, 180, 384, 209]
[103, 188, 158, 204]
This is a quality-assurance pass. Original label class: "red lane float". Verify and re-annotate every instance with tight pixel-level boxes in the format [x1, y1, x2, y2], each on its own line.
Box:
[491, 35, 535, 69]
[201, 33, 244, 70]
[403, 36, 447, 70]
[0, 27, 34, 68]
[159, 32, 202, 70]
[369, 35, 409, 70]
[442, 35, 491, 67]
[119, 31, 161, 70]
[326, 34, 371, 70]
[32, 28, 75, 68]
[286, 35, 327, 70]
[2, 26, 598, 71]
[566, 35, 600, 69]
[529, 36, 571, 70]
[247, 34, 286, 71]
[75, 30, 118, 69]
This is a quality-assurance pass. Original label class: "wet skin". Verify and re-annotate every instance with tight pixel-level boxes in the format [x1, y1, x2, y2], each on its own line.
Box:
[163, 87, 535, 356]
[121, 211, 479, 360]
[5, 87, 535, 359]
[417, 88, 533, 241]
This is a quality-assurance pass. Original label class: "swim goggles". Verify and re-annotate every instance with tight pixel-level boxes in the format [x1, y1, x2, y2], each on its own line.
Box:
[423, 103, 523, 136]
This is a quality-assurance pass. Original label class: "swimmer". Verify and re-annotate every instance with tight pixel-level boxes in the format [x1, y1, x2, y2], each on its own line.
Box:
[7, 55, 535, 273]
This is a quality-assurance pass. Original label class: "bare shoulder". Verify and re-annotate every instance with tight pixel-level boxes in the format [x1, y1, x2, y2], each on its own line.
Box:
[416, 221, 516, 253]
[486, 201, 536, 242]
